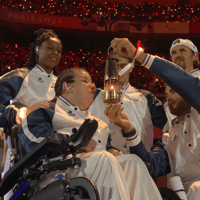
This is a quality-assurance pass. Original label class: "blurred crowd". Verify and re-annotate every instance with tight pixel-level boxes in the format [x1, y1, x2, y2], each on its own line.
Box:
[0, 42, 167, 94]
[0, 0, 200, 22]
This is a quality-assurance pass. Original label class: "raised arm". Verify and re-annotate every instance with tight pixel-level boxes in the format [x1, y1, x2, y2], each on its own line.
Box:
[111, 38, 200, 113]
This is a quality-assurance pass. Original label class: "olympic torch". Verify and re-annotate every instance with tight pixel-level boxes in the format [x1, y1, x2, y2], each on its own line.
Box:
[103, 58, 122, 104]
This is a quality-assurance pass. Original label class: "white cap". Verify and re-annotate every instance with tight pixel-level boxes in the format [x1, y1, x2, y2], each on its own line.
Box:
[170, 38, 198, 56]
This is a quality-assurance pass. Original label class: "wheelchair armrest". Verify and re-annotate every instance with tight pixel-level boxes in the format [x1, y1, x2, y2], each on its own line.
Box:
[0, 137, 61, 196]
[67, 119, 98, 154]
[41, 156, 81, 172]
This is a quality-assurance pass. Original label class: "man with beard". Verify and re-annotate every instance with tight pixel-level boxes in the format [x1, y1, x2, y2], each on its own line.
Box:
[164, 39, 200, 130]
[170, 39, 199, 73]
[104, 37, 200, 200]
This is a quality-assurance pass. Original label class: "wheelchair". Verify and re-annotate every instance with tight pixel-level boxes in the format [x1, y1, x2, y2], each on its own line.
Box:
[0, 119, 100, 200]
[0, 115, 184, 200]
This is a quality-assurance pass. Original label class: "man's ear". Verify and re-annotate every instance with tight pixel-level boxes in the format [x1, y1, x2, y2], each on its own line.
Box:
[193, 52, 199, 62]
[63, 82, 73, 93]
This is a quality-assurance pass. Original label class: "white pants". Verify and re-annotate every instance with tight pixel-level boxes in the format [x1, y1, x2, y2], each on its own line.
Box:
[39, 151, 162, 200]
[116, 154, 162, 200]
[185, 179, 200, 200]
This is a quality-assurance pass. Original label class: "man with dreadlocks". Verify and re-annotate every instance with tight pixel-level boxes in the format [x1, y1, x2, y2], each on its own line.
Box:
[0, 29, 62, 200]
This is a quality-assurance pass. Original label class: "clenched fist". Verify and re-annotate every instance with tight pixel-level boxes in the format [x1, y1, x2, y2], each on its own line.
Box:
[109, 38, 136, 59]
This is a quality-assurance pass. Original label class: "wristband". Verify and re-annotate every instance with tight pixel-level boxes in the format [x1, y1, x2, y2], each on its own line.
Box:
[133, 47, 144, 60]
[126, 134, 138, 141]
[126, 132, 141, 146]
[141, 54, 156, 69]
[141, 54, 150, 67]
[118, 47, 144, 76]
[141, 54, 148, 66]
[122, 129, 136, 138]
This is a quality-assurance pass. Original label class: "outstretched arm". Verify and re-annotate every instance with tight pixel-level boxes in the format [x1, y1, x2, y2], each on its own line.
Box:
[111, 38, 200, 112]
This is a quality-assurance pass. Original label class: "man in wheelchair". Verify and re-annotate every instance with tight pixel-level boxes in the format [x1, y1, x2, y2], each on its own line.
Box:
[1, 67, 163, 200]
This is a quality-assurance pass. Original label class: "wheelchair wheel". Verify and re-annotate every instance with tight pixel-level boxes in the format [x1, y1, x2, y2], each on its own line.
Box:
[30, 177, 99, 200]
[159, 187, 181, 200]
[69, 177, 100, 200]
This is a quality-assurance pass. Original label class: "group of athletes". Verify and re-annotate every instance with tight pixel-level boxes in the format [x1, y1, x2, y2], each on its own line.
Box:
[0, 29, 200, 200]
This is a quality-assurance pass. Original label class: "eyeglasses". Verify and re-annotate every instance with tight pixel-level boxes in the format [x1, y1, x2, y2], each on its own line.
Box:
[75, 79, 95, 87]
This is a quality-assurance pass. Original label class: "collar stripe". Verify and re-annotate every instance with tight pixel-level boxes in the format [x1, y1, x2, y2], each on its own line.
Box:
[122, 83, 130, 91]
[36, 64, 44, 72]
[36, 64, 53, 75]
[58, 96, 70, 106]
[189, 68, 199, 74]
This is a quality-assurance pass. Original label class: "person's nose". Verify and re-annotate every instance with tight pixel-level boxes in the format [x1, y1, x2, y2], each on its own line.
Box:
[173, 53, 182, 63]
[51, 48, 59, 56]
[176, 50, 183, 58]
[90, 82, 96, 92]
[54, 50, 58, 55]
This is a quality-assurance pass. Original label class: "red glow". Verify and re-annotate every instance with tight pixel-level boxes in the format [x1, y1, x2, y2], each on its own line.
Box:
[137, 40, 141, 47]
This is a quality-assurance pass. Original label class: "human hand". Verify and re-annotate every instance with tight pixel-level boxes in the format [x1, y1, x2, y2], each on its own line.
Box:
[84, 139, 97, 152]
[27, 101, 50, 116]
[108, 148, 122, 157]
[110, 38, 136, 59]
[104, 104, 134, 133]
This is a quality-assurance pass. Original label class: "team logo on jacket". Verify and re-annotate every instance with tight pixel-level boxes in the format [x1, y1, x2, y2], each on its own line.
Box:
[68, 110, 75, 116]
[38, 77, 44, 82]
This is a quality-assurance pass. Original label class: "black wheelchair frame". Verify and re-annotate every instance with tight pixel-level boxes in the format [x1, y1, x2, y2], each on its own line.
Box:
[0, 116, 182, 200]
[0, 119, 100, 200]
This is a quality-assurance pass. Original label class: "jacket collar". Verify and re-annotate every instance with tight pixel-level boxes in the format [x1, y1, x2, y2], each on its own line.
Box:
[35, 64, 53, 75]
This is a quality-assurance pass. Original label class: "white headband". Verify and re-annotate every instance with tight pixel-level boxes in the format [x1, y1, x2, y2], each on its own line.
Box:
[170, 39, 198, 56]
